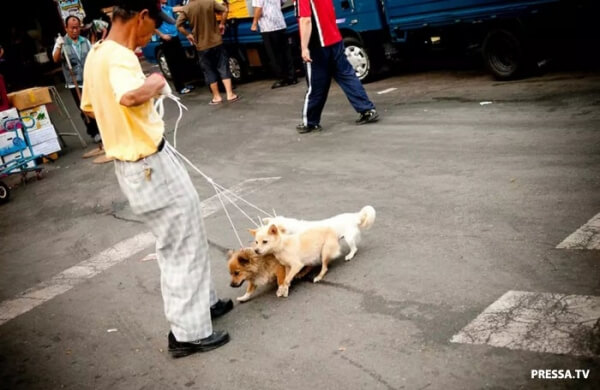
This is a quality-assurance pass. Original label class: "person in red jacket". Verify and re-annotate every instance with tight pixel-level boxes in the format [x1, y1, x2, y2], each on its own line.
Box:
[295, 0, 379, 133]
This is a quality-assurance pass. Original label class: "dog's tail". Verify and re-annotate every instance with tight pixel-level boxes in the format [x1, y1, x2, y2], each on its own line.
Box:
[358, 205, 376, 230]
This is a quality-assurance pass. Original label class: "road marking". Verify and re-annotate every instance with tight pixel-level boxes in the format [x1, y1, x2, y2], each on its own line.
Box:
[0, 177, 280, 327]
[451, 290, 600, 357]
[556, 213, 600, 250]
[377, 88, 397, 95]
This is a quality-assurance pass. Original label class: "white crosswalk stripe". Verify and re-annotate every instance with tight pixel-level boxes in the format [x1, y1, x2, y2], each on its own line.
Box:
[451, 290, 600, 357]
[557, 212, 600, 250]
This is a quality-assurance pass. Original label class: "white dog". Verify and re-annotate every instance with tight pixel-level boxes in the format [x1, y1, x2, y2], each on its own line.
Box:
[263, 205, 376, 261]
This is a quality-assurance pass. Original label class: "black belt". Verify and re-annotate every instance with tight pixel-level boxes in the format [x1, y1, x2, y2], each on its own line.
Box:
[157, 137, 165, 152]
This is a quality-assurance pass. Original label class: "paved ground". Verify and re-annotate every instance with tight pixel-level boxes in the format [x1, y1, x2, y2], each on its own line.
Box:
[1, 62, 599, 389]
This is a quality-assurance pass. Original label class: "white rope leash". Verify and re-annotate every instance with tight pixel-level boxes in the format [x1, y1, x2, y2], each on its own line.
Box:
[156, 93, 273, 246]
[154, 93, 187, 149]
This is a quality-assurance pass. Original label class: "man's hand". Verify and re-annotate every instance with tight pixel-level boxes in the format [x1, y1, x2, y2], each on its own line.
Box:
[302, 48, 312, 63]
[186, 33, 196, 46]
[162, 34, 172, 41]
[55, 34, 64, 47]
[250, 22, 257, 32]
[219, 23, 226, 35]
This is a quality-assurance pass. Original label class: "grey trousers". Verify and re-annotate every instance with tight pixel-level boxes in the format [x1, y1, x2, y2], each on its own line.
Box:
[114, 142, 217, 341]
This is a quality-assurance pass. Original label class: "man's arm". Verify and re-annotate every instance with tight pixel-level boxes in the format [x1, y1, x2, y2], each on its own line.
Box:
[215, 1, 229, 34]
[119, 73, 166, 107]
[176, 10, 196, 45]
[155, 28, 172, 41]
[251, 7, 262, 31]
[299, 17, 312, 62]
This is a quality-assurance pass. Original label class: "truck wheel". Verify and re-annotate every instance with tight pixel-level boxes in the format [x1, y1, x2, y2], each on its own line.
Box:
[228, 56, 246, 83]
[156, 48, 173, 80]
[343, 37, 371, 82]
[0, 181, 10, 204]
[482, 29, 524, 80]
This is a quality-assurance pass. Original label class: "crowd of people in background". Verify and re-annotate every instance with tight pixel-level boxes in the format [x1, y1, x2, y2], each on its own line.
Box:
[1, 0, 379, 143]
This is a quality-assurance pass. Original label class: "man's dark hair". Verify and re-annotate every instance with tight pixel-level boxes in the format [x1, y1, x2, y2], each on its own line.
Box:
[65, 15, 81, 26]
[112, 0, 163, 27]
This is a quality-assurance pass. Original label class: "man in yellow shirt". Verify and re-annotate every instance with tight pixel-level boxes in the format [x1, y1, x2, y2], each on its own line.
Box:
[81, 0, 232, 358]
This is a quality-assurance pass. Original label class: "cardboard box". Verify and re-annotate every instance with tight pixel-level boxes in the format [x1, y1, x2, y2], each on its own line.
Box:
[27, 125, 58, 146]
[20, 105, 52, 130]
[0, 108, 20, 132]
[0, 129, 26, 156]
[30, 137, 61, 156]
[8, 87, 52, 110]
[1, 148, 36, 172]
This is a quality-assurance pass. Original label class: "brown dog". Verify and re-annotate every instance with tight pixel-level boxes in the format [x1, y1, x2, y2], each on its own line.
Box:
[227, 247, 311, 302]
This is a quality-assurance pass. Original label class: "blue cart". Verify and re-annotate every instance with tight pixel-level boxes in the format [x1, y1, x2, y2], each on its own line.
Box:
[0, 117, 43, 204]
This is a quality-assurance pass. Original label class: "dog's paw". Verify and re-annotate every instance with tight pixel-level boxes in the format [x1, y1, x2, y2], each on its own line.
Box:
[313, 276, 323, 283]
[276, 285, 288, 297]
[344, 254, 353, 261]
[237, 294, 251, 302]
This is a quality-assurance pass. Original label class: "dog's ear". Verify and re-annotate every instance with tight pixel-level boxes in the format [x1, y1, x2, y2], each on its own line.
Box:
[248, 228, 257, 237]
[226, 249, 234, 258]
[278, 225, 287, 234]
[262, 217, 271, 225]
[268, 224, 278, 235]
[238, 256, 250, 265]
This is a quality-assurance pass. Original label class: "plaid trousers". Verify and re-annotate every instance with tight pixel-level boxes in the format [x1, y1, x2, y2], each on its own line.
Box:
[114, 142, 217, 341]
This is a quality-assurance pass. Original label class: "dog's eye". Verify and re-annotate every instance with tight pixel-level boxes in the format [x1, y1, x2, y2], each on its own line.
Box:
[262, 240, 268, 244]
[234, 271, 239, 276]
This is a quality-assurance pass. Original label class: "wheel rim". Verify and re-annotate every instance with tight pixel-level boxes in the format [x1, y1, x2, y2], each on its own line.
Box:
[229, 57, 241, 80]
[158, 53, 172, 79]
[488, 34, 518, 74]
[345, 45, 370, 80]
[0, 186, 7, 199]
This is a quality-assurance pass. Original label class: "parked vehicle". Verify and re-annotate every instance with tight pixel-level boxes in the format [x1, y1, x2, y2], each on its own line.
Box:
[144, 0, 593, 82]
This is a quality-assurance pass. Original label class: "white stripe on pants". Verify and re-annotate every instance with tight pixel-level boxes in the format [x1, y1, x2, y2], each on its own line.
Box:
[114, 142, 217, 342]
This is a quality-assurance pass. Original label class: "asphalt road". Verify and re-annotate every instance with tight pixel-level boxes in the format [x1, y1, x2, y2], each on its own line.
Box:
[1, 65, 599, 389]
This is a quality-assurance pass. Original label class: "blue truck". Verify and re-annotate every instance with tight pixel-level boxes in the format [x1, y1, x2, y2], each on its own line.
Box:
[144, 0, 589, 82]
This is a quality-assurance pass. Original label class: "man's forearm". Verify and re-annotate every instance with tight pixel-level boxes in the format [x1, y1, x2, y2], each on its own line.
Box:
[52, 46, 62, 63]
[221, 6, 229, 25]
[299, 17, 312, 50]
[252, 7, 262, 25]
[120, 84, 159, 107]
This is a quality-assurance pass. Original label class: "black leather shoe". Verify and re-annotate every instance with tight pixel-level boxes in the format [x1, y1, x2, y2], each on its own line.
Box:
[168, 330, 230, 358]
[210, 299, 233, 319]
[271, 80, 286, 89]
[356, 109, 379, 125]
[296, 123, 322, 134]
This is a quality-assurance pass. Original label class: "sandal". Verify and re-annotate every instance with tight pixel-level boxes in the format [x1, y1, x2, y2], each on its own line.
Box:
[227, 95, 240, 103]
[209, 99, 223, 105]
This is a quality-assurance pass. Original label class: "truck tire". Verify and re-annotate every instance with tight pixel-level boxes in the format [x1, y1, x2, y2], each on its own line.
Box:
[482, 29, 524, 80]
[228, 55, 247, 83]
[343, 37, 372, 82]
[0, 181, 10, 204]
[156, 48, 173, 80]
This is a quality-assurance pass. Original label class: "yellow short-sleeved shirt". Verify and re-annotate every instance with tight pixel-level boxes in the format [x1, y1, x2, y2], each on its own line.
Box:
[81, 40, 164, 162]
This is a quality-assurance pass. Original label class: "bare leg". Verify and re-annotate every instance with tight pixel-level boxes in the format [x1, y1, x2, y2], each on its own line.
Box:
[222, 78, 237, 100]
[209, 82, 222, 102]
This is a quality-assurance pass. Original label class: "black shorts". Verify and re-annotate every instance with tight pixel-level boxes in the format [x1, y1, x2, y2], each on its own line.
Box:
[197, 45, 231, 85]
